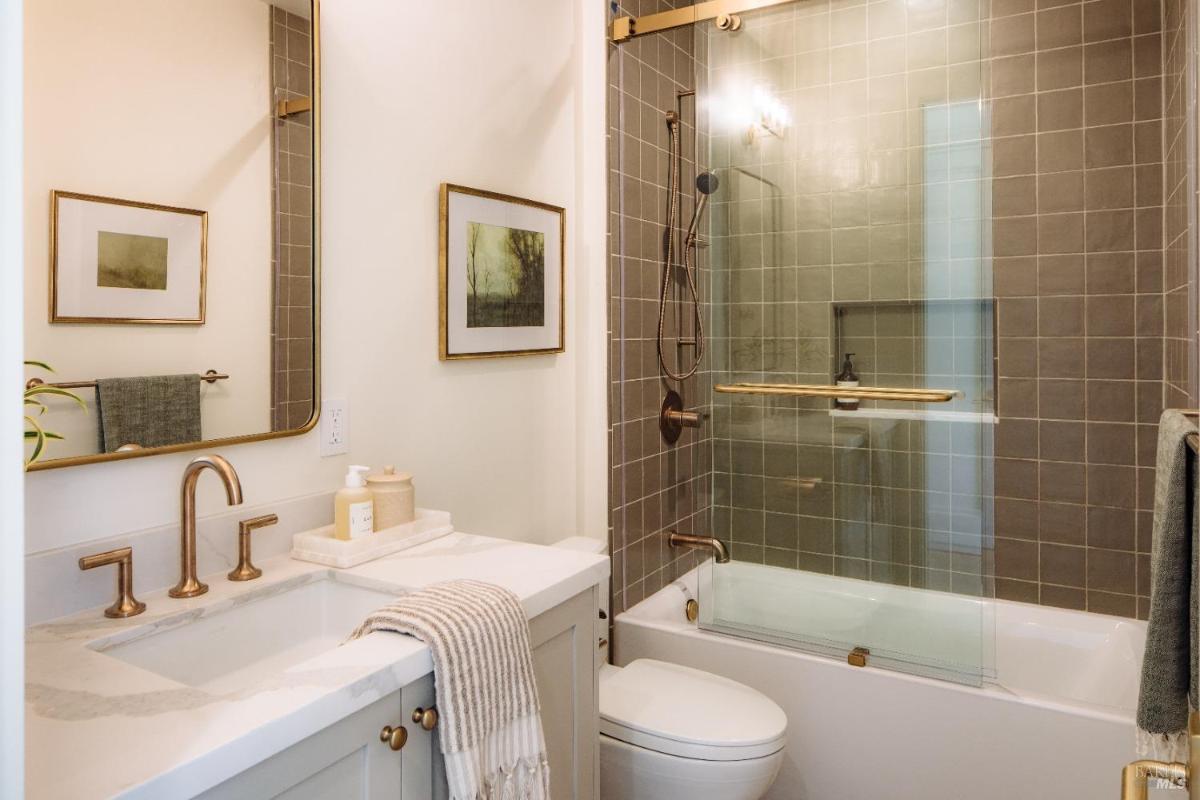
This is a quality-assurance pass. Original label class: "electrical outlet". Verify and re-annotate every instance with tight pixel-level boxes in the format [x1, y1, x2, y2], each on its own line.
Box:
[320, 397, 349, 457]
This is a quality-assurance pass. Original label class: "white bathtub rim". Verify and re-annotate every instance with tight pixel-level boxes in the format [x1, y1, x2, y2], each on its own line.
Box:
[619, 573, 1139, 727]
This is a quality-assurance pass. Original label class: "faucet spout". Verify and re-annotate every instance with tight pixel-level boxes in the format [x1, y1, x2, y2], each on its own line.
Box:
[668, 531, 730, 564]
[170, 455, 243, 598]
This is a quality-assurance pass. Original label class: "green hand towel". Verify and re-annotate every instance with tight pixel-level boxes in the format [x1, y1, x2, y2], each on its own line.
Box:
[95, 374, 202, 453]
[1136, 409, 1199, 765]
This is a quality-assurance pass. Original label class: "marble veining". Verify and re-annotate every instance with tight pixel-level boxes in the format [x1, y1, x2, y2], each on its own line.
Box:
[26, 531, 608, 800]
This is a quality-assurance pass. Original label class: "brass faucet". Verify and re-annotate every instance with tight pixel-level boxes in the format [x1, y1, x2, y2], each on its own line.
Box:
[667, 531, 730, 563]
[169, 455, 243, 598]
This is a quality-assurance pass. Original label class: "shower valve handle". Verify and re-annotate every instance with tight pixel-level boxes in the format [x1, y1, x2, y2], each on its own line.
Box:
[666, 409, 703, 428]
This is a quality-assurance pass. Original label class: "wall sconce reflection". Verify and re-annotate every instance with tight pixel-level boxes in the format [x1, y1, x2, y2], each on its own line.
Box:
[745, 85, 790, 144]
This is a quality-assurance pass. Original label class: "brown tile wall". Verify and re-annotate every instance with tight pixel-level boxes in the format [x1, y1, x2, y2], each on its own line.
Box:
[607, 1, 714, 616]
[991, 0, 1165, 618]
[607, 0, 1186, 622]
[1163, 0, 1197, 410]
[270, 7, 315, 431]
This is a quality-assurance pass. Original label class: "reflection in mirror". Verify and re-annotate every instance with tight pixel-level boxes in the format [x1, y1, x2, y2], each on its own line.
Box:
[23, 0, 318, 468]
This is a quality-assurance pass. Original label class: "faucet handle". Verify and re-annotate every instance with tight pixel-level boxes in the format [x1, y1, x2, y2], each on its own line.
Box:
[79, 547, 146, 618]
[228, 514, 278, 581]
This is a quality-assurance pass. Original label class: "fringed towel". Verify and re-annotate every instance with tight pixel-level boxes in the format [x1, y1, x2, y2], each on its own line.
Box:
[350, 579, 550, 800]
[1136, 409, 1199, 769]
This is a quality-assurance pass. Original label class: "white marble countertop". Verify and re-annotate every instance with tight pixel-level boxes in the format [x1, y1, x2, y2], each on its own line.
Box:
[25, 532, 609, 800]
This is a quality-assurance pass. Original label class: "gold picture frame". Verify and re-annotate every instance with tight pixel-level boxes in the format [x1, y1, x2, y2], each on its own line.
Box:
[26, 0, 323, 471]
[439, 183, 565, 360]
[50, 190, 208, 325]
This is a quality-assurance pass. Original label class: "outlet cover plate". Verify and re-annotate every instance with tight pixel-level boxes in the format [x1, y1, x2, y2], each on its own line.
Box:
[320, 397, 349, 457]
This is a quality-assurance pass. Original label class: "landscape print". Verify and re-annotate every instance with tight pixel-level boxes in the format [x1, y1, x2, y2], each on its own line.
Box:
[465, 220, 544, 328]
[96, 230, 169, 290]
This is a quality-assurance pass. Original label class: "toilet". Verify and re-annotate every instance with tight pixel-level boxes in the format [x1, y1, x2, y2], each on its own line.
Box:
[548, 538, 786, 799]
[598, 658, 787, 800]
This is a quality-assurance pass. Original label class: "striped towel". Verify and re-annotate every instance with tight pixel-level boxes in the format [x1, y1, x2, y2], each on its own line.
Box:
[350, 579, 550, 800]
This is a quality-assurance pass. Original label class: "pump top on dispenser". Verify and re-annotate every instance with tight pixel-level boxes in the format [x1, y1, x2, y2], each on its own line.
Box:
[836, 353, 860, 411]
[334, 465, 374, 540]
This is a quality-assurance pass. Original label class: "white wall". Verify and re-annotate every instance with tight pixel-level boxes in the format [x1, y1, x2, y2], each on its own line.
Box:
[23, 0, 273, 458]
[24, 0, 609, 555]
[1, 0, 25, 792]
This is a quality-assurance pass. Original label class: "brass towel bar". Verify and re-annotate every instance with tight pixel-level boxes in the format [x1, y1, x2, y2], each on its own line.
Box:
[25, 369, 228, 391]
[275, 96, 312, 118]
[714, 383, 961, 403]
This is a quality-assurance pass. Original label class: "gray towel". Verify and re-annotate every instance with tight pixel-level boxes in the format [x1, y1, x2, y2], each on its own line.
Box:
[350, 580, 549, 800]
[1136, 409, 1199, 764]
[95, 374, 201, 453]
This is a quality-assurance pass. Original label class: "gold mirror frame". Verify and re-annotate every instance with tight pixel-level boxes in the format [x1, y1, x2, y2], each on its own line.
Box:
[27, 0, 322, 471]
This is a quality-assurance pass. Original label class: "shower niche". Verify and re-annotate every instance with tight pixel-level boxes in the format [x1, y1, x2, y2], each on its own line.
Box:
[831, 299, 997, 420]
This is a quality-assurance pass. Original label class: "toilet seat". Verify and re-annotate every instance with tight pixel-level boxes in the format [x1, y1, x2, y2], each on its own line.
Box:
[599, 659, 787, 762]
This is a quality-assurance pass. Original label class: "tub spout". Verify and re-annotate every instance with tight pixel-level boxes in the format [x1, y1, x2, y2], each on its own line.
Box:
[668, 531, 730, 564]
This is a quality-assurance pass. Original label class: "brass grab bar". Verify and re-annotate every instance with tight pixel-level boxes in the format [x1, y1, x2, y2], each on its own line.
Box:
[714, 383, 960, 403]
[25, 369, 228, 391]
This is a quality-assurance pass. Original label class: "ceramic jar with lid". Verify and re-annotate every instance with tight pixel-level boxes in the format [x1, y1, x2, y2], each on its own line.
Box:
[366, 466, 415, 530]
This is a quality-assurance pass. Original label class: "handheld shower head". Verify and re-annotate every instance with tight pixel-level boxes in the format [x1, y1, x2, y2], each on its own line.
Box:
[685, 171, 719, 245]
[696, 171, 720, 195]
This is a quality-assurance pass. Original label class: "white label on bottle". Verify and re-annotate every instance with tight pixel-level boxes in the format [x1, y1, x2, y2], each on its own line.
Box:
[348, 501, 374, 539]
[836, 380, 859, 407]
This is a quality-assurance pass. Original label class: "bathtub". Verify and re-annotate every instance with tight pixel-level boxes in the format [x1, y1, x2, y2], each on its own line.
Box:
[613, 562, 1159, 800]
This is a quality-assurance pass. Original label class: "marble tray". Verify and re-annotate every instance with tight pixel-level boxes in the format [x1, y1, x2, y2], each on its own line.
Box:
[291, 508, 453, 568]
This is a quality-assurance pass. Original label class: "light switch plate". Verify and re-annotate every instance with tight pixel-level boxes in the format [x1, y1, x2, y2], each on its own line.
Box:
[320, 397, 349, 457]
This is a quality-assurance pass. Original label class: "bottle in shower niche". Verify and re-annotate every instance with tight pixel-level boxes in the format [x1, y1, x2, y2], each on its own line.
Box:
[334, 465, 374, 540]
[836, 353, 860, 411]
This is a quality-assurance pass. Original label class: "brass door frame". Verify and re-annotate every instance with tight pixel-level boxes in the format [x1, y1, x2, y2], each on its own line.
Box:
[611, 0, 797, 42]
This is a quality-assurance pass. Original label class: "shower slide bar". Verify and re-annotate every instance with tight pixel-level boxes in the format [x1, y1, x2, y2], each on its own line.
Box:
[714, 383, 961, 403]
[612, 0, 792, 42]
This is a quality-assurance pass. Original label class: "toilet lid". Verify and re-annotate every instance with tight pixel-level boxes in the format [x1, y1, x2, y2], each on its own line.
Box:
[599, 659, 787, 761]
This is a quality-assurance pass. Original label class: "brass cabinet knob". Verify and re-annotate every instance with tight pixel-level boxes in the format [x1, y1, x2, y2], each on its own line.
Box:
[228, 514, 277, 581]
[380, 725, 408, 751]
[78, 547, 146, 619]
[411, 706, 438, 731]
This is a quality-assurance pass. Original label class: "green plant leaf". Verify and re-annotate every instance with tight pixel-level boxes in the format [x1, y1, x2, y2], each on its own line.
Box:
[25, 385, 87, 412]
[23, 360, 54, 372]
[24, 414, 46, 466]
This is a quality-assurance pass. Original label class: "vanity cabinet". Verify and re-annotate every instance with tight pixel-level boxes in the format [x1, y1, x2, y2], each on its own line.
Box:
[198, 584, 599, 800]
[198, 675, 439, 800]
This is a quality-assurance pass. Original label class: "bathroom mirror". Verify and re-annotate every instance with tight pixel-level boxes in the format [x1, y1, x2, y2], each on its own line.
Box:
[22, 0, 320, 470]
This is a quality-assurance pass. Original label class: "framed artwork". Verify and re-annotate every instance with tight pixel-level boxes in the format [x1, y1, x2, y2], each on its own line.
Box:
[51, 190, 207, 324]
[439, 183, 564, 360]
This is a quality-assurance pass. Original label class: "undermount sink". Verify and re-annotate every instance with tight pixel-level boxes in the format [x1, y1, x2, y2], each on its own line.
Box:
[91, 577, 398, 693]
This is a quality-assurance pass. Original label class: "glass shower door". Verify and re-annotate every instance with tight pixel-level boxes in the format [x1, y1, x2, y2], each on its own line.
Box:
[696, 1, 996, 686]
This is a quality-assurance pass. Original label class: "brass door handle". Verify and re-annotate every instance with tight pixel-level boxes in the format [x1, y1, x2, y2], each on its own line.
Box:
[380, 725, 408, 751]
[412, 706, 438, 731]
[1121, 760, 1188, 799]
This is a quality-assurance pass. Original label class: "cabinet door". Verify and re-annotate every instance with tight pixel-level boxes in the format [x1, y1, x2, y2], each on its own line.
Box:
[529, 586, 599, 800]
[198, 683, 421, 800]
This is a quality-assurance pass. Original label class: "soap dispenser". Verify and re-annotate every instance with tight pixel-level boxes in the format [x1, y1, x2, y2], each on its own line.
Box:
[835, 353, 860, 411]
[334, 465, 374, 541]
